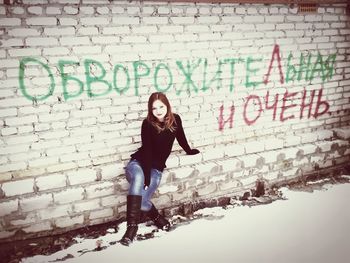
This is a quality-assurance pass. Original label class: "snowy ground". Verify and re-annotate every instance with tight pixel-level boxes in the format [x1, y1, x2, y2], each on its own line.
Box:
[20, 177, 350, 263]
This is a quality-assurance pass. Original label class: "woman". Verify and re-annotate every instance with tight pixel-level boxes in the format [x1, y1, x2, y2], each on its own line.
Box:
[120, 92, 200, 246]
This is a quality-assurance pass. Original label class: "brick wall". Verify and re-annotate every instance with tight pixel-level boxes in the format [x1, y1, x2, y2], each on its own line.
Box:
[0, 0, 349, 242]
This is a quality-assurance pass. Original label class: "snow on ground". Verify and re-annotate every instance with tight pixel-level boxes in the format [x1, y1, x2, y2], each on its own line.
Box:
[21, 180, 350, 263]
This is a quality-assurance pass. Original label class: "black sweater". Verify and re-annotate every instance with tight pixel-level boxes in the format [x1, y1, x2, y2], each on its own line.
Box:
[130, 114, 192, 186]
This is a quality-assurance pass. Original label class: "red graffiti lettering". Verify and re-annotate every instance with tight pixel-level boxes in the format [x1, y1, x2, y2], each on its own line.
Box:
[300, 88, 316, 119]
[243, 95, 263, 126]
[314, 88, 329, 118]
[218, 104, 235, 131]
[218, 88, 330, 130]
[265, 91, 279, 121]
[280, 91, 298, 122]
[263, 44, 284, 85]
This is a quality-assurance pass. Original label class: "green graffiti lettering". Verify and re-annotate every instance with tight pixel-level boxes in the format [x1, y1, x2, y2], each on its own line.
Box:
[58, 60, 84, 101]
[176, 59, 202, 95]
[309, 53, 325, 82]
[113, 64, 130, 94]
[297, 54, 312, 81]
[245, 57, 263, 88]
[133, 61, 150, 96]
[154, 63, 173, 93]
[19, 57, 55, 101]
[322, 54, 336, 81]
[84, 59, 112, 98]
[286, 53, 296, 83]
[202, 59, 223, 92]
[223, 58, 242, 92]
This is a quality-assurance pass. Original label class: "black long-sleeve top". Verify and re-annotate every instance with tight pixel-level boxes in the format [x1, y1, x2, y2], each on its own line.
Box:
[130, 114, 192, 186]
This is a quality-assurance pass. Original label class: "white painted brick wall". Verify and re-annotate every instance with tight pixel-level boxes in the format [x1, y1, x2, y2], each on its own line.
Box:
[0, 0, 349, 242]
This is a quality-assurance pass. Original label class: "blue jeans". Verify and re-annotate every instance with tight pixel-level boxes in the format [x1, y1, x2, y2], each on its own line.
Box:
[125, 159, 162, 211]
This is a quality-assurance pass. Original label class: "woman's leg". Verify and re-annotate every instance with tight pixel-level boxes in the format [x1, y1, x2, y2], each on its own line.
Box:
[142, 169, 170, 231]
[141, 168, 162, 211]
[125, 159, 145, 196]
[120, 159, 144, 246]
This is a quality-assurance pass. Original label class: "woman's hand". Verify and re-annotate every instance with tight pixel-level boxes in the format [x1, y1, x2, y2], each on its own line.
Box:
[187, 149, 200, 155]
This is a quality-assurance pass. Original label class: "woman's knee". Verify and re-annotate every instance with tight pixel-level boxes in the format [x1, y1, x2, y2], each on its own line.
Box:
[125, 160, 144, 182]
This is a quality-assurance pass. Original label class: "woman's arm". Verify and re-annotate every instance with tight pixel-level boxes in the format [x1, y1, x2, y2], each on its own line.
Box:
[140, 119, 152, 186]
[175, 114, 200, 155]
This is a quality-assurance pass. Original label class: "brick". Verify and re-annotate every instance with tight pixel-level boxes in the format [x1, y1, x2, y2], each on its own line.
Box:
[26, 17, 57, 26]
[293, 157, 309, 167]
[85, 182, 114, 199]
[264, 138, 284, 151]
[178, 152, 202, 166]
[172, 167, 195, 180]
[67, 169, 96, 186]
[89, 208, 113, 220]
[6, 134, 39, 145]
[263, 171, 279, 181]
[1, 127, 17, 136]
[0, 162, 27, 173]
[282, 167, 299, 178]
[2, 179, 34, 197]
[1, 144, 31, 155]
[36, 173, 67, 192]
[96, 6, 109, 15]
[80, 17, 109, 26]
[0, 18, 21, 26]
[0, 108, 17, 118]
[60, 36, 90, 46]
[0, 199, 18, 216]
[59, 18, 78, 26]
[298, 144, 318, 155]
[171, 17, 195, 24]
[28, 6, 43, 15]
[23, 221, 52, 233]
[197, 16, 220, 24]
[74, 199, 100, 213]
[0, 230, 16, 239]
[100, 162, 125, 180]
[54, 187, 84, 205]
[158, 184, 178, 194]
[202, 147, 225, 161]
[216, 158, 242, 173]
[101, 195, 125, 207]
[39, 204, 73, 220]
[46, 7, 61, 15]
[240, 175, 259, 186]
[333, 127, 350, 139]
[20, 193, 53, 212]
[195, 161, 220, 175]
[237, 154, 260, 168]
[224, 144, 245, 157]
[44, 27, 75, 36]
[5, 115, 38, 126]
[283, 147, 299, 159]
[55, 215, 84, 228]
[218, 180, 241, 191]
[47, 162, 77, 174]
[300, 133, 318, 144]
[10, 212, 37, 226]
[243, 141, 265, 154]
[284, 135, 301, 147]
[72, 46, 101, 54]
[197, 183, 217, 196]
[28, 156, 59, 168]
[112, 17, 139, 25]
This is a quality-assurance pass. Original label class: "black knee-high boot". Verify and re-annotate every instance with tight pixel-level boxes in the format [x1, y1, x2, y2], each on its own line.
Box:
[120, 195, 142, 246]
[147, 204, 171, 231]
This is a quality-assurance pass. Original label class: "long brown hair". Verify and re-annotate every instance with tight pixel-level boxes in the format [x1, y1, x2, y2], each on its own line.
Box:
[147, 92, 176, 133]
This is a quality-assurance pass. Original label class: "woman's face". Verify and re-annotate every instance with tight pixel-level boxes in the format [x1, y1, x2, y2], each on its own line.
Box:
[152, 99, 167, 122]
